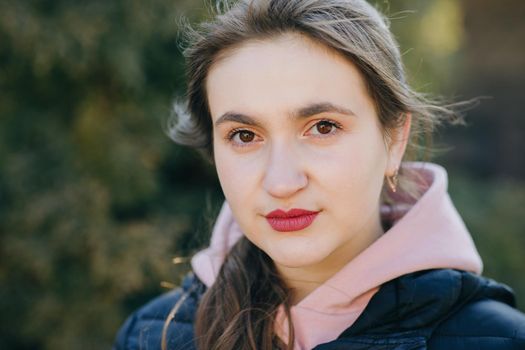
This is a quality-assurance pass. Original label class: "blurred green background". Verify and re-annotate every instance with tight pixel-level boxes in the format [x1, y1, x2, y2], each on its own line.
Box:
[1, 0, 523, 348]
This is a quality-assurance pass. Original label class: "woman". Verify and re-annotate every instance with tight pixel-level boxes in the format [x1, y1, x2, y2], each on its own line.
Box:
[114, 0, 525, 349]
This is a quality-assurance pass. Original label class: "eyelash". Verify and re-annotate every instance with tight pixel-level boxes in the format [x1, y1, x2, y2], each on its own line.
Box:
[225, 119, 343, 147]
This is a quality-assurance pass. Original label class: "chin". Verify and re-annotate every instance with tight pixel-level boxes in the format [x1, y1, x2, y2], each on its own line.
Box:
[268, 247, 331, 269]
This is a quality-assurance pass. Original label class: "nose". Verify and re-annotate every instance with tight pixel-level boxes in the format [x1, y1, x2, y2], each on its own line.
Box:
[262, 143, 308, 199]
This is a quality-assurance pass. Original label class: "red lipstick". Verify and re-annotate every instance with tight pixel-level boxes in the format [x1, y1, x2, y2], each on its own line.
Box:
[265, 208, 320, 232]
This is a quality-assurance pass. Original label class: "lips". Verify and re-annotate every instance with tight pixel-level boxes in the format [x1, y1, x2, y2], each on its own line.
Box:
[265, 208, 320, 232]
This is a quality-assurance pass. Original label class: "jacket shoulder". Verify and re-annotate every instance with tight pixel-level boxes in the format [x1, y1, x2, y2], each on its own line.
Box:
[429, 297, 525, 349]
[113, 273, 204, 350]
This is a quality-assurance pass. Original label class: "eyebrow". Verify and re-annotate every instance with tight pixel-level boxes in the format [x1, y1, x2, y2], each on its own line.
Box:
[214, 102, 356, 127]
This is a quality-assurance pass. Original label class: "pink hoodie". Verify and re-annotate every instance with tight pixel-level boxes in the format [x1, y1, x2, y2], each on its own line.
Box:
[190, 162, 483, 349]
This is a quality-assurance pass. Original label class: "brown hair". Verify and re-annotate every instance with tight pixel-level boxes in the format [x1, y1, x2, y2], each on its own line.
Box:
[164, 0, 465, 348]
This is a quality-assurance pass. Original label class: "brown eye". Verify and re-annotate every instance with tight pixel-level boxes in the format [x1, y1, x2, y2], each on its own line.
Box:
[238, 131, 255, 143]
[316, 121, 333, 134]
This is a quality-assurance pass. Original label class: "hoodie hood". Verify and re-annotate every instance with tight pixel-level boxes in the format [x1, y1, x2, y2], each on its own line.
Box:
[190, 162, 483, 349]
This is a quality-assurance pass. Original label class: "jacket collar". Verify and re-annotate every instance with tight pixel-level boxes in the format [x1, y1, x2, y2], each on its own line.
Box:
[311, 268, 516, 349]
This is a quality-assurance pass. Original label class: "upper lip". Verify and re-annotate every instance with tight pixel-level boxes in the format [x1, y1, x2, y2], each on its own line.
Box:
[265, 208, 320, 218]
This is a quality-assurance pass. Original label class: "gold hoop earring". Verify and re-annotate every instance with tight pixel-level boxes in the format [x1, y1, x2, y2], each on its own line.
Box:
[386, 168, 399, 193]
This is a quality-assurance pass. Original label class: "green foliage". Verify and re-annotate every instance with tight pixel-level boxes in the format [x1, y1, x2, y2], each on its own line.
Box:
[448, 171, 525, 310]
[0, 1, 221, 348]
[373, 0, 465, 92]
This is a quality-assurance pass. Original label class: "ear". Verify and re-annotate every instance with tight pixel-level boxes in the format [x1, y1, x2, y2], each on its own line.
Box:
[386, 113, 411, 176]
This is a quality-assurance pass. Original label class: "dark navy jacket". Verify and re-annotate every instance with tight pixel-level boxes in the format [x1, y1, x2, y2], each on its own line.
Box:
[114, 269, 525, 349]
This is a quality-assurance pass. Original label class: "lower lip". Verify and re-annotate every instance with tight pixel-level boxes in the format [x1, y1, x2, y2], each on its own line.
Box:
[266, 212, 319, 232]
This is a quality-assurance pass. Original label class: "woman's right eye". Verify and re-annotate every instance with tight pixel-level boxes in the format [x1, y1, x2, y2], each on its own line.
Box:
[226, 129, 258, 146]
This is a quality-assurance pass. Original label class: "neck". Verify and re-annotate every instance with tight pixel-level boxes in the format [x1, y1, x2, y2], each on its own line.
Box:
[276, 214, 384, 306]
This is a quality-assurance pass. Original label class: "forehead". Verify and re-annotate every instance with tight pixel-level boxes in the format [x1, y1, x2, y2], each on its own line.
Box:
[206, 33, 375, 122]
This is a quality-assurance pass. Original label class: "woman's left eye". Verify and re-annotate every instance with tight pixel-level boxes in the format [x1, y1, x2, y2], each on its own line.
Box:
[307, 120, 342, 137]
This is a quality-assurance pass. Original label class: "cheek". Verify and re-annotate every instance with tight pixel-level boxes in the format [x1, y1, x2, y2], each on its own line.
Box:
[215, 152, 238, 200]
[316, 136, 386, 178]
[214, 147, 258, 208]
[313, 131, 387, 204]
[214, 149, 266, 244]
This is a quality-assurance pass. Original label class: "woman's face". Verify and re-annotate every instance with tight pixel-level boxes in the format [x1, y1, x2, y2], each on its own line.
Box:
[207, 33, 408, 275]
